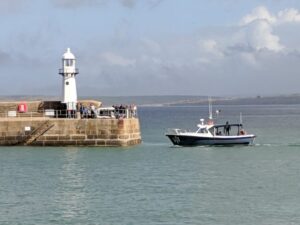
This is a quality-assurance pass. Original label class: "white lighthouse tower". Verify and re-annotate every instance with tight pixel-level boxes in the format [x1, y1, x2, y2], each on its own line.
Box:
[59, 48, 78, 111]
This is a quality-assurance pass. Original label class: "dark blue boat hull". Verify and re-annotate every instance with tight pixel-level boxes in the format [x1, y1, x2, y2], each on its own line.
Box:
[166, 134, 255, 146]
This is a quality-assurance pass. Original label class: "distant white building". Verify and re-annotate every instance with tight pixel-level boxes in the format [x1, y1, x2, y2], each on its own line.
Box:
[59, 48, 78, 111]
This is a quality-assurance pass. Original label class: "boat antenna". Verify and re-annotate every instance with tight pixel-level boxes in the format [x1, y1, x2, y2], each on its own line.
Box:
[208, 97, 213, 120]
[239, 112, 243, 124]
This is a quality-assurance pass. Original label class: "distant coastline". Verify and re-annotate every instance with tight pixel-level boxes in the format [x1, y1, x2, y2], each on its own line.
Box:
[1, 94, 300, 106]
[162, 95, 300, 107]
[93, 94, 300, 106]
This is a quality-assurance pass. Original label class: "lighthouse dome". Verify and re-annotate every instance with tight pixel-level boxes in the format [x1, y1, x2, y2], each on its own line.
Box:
[62, 48, 75, 59]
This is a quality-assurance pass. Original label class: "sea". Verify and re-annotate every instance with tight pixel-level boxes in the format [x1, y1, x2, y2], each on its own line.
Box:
[1, 104, 300, 225]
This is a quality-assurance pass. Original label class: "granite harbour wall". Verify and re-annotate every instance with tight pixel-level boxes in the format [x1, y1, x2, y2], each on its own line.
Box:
[0, 100, 141, 147]
[0, 117, 141, 146]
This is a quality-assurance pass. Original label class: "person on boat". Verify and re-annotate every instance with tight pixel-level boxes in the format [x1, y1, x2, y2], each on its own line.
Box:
[224, 121, 231, 135]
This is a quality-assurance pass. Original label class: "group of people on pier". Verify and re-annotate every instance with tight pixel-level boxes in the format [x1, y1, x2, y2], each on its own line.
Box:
[78, 103, 97, 118]
[77, 103, 137, 119]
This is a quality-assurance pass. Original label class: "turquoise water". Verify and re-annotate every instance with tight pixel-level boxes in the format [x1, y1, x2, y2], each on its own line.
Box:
[1, 105, 300, 224]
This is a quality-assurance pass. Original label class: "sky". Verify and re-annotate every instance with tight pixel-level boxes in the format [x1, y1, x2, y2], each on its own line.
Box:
[1, 0, 300, 97]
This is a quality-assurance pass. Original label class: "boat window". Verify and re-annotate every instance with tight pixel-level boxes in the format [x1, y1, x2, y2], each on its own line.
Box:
[199, 128, 208, 133]
[209, 127, 214, 134]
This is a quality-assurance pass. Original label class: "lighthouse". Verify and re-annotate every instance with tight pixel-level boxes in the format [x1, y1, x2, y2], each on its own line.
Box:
[59, 48, 78, 112]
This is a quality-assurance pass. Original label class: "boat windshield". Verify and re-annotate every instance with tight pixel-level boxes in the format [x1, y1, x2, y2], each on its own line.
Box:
[214, 123, 244, 136]
[197, 128, 208, 134]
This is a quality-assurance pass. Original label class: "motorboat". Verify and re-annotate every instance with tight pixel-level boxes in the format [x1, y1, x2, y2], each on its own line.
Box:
[166, 121, 256, 146]
[165, 101, 256, 146]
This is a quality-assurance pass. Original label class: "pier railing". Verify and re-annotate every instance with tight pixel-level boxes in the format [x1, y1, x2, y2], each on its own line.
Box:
[0, 108, 138, 120]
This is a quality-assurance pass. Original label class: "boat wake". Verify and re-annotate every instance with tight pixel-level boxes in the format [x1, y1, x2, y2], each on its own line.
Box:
[142, 142, 299, 149]
[287, 143, 300, 147]
[254, 143, 300, 148]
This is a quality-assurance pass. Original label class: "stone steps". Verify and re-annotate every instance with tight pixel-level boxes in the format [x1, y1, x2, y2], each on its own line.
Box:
[23, 121, 54, 145]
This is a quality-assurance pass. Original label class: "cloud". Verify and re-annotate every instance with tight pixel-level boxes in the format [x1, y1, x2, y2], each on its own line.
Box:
[278, 8, 300, 23]
[199, 39, 224, 57]
[240, 6, 276, 25]
[239, 20, 284, 52]
[240, 6, 300, 25]
[100, 52, 136, 67]
[193, 6, 300, 70]
[237, 6, 284, 52]
[237, 6, 300, 52]
[194, 6, 297, 65]
[68, 6, 300, 95]
[3, 3, 300, 96]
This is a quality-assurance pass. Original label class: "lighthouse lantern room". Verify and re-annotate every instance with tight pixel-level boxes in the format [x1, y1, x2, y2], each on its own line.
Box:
[59, 48, 79, 111]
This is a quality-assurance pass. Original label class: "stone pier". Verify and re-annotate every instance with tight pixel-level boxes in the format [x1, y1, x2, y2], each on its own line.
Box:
[0, 100, 142, 147]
